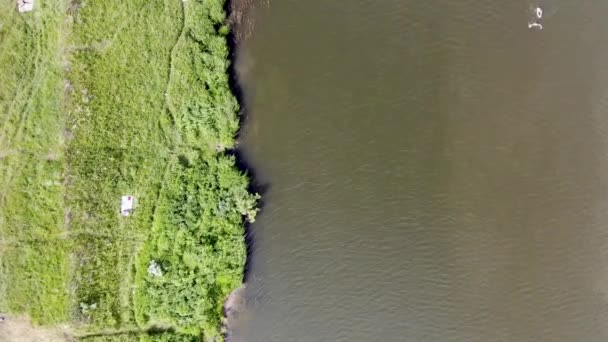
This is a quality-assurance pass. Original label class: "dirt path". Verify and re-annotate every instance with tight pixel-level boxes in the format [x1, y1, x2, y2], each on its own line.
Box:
[0, 316, 71, 342]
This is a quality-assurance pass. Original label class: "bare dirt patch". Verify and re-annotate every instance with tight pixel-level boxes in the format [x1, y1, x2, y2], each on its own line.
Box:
[222, 285, 247, 341]
[0, 316, 72, 342]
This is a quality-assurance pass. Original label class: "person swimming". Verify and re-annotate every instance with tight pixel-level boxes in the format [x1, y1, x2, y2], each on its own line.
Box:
[529, 6, 543, 30]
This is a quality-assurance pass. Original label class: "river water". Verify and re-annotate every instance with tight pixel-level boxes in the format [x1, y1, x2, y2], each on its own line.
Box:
[232, 1, 608, 341]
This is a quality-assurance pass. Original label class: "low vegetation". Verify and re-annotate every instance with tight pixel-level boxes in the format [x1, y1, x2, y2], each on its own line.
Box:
[0, 0, 256, 341]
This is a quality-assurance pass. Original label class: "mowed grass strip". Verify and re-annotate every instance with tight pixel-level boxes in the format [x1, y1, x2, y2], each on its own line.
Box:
[0, 0, 70, 324]
[65, 0, 182, 329]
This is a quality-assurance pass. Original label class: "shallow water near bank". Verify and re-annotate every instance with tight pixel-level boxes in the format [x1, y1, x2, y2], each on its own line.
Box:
[232, 1, 608, 341]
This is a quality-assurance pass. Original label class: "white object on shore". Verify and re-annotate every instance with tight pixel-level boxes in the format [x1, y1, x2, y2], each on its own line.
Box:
[121, 195, 134, 216]
[535, 7, 543, 19]
[17, 0, 34, 13]
[528, 22, 543, 30]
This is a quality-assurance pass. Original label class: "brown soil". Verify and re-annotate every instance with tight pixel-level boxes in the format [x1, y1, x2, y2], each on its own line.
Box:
[222, 285, 247, 341]
[0, 316, 72, 342]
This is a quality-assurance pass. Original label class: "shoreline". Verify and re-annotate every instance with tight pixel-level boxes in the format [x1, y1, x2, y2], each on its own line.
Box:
[222, 0, 264, 339]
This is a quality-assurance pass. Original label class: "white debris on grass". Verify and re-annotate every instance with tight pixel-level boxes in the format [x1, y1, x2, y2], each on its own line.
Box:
[121, 195, 134, 216]
[147, 260, 163, 277]
[17, 0, 34, 13]
[79, 302, 97, 315]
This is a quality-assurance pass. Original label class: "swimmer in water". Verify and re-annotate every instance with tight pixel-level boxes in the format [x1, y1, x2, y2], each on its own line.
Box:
[528, 6, 543, 30]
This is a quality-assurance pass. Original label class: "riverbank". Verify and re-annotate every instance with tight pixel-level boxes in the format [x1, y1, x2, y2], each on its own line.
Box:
[0, 0, 256, 340]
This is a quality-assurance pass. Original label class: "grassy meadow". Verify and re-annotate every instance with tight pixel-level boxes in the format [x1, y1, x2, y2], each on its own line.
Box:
[0, 0, 256, 340]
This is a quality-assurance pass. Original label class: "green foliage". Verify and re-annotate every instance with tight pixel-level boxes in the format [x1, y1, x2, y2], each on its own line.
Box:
[134, 155, 252, 337]
[76, 329, 201, 342]
[0, 0, 70, 324]
[139, 332, 202, 342]
[0, 0, 255, 339]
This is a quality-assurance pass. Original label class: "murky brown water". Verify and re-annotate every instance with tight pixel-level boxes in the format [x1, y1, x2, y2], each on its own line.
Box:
[232, 1, 608, 341]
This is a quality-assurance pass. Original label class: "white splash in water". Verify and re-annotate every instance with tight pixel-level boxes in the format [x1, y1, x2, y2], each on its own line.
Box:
[529, 5, 544, 30]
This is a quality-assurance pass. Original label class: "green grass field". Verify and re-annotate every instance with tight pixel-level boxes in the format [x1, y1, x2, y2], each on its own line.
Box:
[0, 0, 256, 340]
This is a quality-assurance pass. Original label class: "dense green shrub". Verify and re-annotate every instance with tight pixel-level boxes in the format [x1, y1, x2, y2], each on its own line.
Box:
[134, 155, 255, 336]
